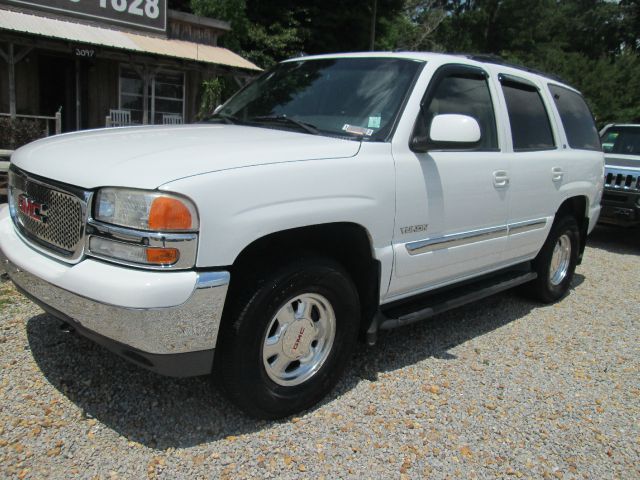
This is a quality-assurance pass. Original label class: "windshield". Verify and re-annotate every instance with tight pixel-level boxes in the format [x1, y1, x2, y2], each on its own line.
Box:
[213, 57, 424, 140]
[601, 126, 640, 155]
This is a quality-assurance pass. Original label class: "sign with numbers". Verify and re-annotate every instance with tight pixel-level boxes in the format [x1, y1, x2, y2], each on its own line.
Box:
[1, 0, 167, 32]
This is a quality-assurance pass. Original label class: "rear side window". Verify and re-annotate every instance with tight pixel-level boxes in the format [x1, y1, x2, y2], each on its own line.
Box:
[500, 77, 555, 151]
[548, 85, 600, 151]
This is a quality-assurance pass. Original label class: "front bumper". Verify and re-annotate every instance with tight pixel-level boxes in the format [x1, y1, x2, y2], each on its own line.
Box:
[599, 189, 640, 226]
[0, 205, 230, 376]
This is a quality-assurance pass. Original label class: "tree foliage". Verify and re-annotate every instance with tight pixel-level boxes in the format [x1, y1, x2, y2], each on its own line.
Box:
[174, 0, 640, 124]
[185, 0, 405, 67]
[381, 0, 640, 124]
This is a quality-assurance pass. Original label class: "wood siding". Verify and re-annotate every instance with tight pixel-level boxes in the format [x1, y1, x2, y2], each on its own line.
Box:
[87, 58, 119, 129]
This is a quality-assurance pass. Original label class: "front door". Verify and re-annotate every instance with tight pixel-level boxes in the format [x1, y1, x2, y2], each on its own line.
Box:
[388, 64, 509, 300]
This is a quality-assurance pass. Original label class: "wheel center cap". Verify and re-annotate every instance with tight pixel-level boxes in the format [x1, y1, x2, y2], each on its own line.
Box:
[282, 319, 315, 359]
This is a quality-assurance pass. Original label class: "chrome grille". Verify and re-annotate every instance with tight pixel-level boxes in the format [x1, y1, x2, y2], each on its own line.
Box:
[604, 168, 640, 192]
[9, 168, 89, 260]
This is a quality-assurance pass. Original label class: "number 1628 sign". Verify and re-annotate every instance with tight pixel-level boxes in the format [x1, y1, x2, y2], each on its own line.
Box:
[1, 0, 167, 32]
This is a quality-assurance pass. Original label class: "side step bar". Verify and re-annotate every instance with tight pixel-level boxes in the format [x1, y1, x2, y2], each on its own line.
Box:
[366, 269, 537, 345]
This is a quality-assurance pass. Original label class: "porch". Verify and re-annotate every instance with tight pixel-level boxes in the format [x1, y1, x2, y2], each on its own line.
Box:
[0, 7, 260, 146]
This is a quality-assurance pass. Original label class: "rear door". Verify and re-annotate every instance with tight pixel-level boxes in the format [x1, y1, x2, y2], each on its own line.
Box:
[496, 74, 561, 261]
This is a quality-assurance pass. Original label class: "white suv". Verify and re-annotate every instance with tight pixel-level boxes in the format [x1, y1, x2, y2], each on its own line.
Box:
[0, 53, 604, 418]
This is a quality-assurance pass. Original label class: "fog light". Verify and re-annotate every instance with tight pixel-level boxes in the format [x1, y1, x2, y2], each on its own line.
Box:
[89, 237, 179, 266]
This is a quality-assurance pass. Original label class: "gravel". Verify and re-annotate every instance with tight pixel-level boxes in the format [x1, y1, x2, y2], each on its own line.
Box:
[1, 225, 639, 479]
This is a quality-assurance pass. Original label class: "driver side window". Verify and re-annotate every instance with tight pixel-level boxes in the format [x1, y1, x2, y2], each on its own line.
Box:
[415, 68, 499, 151]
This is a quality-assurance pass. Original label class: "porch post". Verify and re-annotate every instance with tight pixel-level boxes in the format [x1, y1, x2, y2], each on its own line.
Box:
[8, 44, 15, 119]
[0, 43, 17, 119]
[0, 43, 33, 120]
[75, 58, 81, 130]
[130, 62, 158, 125]
[142, 71, 150, 125]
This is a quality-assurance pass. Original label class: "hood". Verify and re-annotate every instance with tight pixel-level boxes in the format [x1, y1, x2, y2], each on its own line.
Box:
[604, 154, 640, 170]
[11, 124, 361, 189]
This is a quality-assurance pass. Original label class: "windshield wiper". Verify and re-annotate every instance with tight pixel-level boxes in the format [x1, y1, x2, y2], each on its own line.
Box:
[204, 113, 243, 125]
[251, 115, 320, 135]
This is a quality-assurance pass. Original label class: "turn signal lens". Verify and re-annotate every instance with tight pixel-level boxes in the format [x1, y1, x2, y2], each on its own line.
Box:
[149, 197, 193, 231]
[146, 247, 180, 265]
[89, 237, 181, 266]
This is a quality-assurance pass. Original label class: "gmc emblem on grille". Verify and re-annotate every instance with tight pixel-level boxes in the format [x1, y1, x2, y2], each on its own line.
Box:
[17, 194, 49, 224]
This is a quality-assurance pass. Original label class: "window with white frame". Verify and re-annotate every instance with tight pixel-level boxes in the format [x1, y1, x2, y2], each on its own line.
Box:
[119, 67, 185, 124]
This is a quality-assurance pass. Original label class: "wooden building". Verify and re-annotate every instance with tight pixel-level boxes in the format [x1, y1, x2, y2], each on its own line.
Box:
[0, 1, 260, 133]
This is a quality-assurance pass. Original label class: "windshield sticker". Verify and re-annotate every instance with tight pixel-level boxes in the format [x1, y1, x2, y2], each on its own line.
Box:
[368, 116, 381, 129]
[342, 124, 374, 136]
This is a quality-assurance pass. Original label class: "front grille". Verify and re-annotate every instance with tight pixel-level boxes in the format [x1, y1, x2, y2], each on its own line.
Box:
[602, 192, 629, 204]
[604, 168, 640, 192]
[9, 168, 89, 260]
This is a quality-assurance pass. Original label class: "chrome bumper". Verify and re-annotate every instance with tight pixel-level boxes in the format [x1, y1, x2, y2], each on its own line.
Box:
[0, 249, 230, 357]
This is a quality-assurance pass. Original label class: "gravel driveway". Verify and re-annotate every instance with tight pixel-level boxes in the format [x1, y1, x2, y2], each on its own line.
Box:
[1, 225, 638, 479]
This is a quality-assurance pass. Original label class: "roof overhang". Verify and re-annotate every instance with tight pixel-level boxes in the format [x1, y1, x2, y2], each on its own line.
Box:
[0, 7, 260, 71]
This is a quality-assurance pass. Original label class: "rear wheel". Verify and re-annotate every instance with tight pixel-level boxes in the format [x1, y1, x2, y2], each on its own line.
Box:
[214, 257, 360, 419]
[528, 215, 580, 303]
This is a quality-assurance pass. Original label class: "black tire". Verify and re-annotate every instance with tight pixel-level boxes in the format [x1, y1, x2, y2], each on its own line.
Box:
[214, 257, 360, 419]
[528, 215, 580, 303]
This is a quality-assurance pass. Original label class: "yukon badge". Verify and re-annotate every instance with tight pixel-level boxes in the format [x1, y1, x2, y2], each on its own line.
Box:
[400, 224, 428, 235]
[17, 194, 49, 224]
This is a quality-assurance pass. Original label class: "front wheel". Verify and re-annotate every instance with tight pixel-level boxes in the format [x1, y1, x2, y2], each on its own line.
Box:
[528, 215, 580, 303]
[214, 257, 360, 419]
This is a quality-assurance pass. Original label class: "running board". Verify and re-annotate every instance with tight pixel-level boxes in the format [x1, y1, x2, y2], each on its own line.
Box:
[366, 269, 537, 345]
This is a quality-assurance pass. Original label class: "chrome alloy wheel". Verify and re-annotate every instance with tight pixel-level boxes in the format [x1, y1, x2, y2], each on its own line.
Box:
[262, 293, 336, 387]
[549, 234, 571, 286]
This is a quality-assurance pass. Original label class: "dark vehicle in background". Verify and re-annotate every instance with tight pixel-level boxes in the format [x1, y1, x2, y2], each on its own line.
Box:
[599, 124, 640, 226]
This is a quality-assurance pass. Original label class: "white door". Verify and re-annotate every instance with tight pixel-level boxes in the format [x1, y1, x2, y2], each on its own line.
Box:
[496, 74, 562, 260]
[388, 64, 509, 301]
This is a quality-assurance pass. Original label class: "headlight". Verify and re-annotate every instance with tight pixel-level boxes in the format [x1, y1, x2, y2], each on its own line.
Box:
[89, 188, 199, 270]
[95, 188, 199, 231]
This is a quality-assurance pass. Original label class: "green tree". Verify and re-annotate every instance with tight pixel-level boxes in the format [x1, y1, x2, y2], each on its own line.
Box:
[190, 0, 405, 68]
[381, 0, 640, 124]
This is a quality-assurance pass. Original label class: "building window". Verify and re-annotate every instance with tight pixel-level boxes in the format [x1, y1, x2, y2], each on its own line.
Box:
[119, 67, 185, 124]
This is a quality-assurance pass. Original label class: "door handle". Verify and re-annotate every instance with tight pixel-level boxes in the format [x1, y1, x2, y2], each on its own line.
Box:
[493, 170, 509, 188]
[552, 167, 564, 182]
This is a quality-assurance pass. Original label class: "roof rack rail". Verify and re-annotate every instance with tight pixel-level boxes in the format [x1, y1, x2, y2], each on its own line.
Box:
[464, 54, 568, 85]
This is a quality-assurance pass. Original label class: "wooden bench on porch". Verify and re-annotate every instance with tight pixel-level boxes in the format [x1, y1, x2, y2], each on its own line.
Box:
[105, 109, 132, 128]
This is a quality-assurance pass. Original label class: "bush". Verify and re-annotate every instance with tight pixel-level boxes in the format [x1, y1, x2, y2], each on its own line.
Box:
[0, 117, 47, 150]
[197, 77, 223, 120]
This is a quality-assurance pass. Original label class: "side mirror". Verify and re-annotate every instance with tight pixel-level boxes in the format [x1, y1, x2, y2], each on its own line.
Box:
[411, 114, 481, 152]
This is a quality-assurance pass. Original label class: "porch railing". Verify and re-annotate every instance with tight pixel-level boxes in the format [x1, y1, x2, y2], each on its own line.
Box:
[0, 150, 10, 203]
[0, 111, 62, 136]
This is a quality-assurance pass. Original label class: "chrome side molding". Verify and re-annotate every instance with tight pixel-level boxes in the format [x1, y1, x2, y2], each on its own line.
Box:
[406, 225, 508, 255]
[507, 218, 547, 235]
[406, 218, 547, 255]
